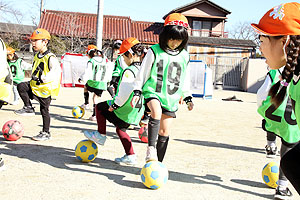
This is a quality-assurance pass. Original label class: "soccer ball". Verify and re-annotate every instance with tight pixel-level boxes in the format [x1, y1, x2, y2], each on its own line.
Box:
[72, 106, 85, 119]
[138, 125, 148, 143]
[140, 161, 168, 189]
[262, 161, 279, 188]
[2, 120, 24, 141]
[75, 139, 98, 162]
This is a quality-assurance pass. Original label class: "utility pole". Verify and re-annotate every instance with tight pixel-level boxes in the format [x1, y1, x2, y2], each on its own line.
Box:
[40, 0, 44, 20]
[96, 0, 104, 49]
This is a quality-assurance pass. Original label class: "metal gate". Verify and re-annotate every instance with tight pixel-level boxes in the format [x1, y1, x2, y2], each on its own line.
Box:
[189, 54, 248, 90]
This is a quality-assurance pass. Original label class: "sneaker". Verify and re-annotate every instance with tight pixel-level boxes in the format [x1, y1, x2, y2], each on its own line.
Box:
[14, 106, 35, 116]
[83, 130, 106, 145]
[265, 145, 277, 158]
[115, 154, 137, 166]
[145, 146, 158, 162]
[32, 131, 51, 141]
[10, 100, 19, 105]
[0, 157, 4, 171]
[274, 187, 292, 200]
[89, 116, 96, 121]
[80, 103, 90, 110]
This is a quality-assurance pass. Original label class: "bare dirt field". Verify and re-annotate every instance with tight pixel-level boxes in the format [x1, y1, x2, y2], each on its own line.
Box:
[0, 87, 297, 200]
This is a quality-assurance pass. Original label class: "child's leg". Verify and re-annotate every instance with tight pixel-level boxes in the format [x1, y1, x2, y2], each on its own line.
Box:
[83, 86, 89, 105]
[12, 84, 20, 102]
[95, 102, 107, 135]
[156, 114, 173, 162]
[116, 127, 134, 155]
[278, 142, 295, 188]
[147, 99, 162, 147]
[39, 97, 52, 133]
[17, 82, 33, 107]
[281, 142, 300, 195]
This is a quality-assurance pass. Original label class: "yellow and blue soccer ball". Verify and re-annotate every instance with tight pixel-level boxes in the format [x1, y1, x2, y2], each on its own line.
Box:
[75, 139, 98, 162]
[72, 106, 85, 119]
[262, 161, 279, 188]
[140, 161, 168, 189]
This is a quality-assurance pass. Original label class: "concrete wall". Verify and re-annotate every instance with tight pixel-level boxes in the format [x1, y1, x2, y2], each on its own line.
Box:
[241, 58, 268, 93]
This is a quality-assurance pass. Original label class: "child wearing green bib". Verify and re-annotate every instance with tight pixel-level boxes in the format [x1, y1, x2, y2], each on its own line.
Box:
[251, 2, 300, 197]
[83, 37, 145, 165]
[131, 13, 194, 163]
[7, 47, 32, 105]
[79, 45, 113, 121]
[257, 68, 300, 199]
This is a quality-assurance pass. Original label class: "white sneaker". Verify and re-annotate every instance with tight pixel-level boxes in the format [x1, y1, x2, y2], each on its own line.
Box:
[145, 146, 158, 162]
[89, 116, 96, 121]
[115, 154, 137, 166]
[80, 103, 90, 110]
[83, 130, 106, 145]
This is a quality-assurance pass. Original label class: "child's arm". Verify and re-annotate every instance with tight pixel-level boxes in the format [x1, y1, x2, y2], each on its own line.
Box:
[20, 60, 32, 71]
[80, 61, 93, 83]
[181, 62, 194, 111]
[40, 56, 61, 83]
[109, 69, 136, 111]
[257, 74, 272, 107]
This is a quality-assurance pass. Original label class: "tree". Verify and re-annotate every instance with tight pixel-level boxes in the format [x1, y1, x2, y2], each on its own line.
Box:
[228, 21, 259, 46]
[0, 0, 23, 23]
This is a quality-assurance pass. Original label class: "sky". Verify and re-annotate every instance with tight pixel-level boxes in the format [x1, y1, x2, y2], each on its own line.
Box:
[5, 0, 296, 32]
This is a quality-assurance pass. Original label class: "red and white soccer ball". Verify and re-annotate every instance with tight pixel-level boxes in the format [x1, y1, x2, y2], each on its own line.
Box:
[2, 120, 24, 141]
[138, 125, 148, 143]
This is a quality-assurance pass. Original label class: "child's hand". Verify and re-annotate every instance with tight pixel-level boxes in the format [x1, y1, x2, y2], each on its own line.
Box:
[179, 96, 184, 105]
[108, 106, 114, 112]
[187, 102, 194, 111]
[131, 96, 139, 108]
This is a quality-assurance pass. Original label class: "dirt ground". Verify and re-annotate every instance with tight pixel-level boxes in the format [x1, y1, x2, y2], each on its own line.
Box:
[0, 87, 297, 200]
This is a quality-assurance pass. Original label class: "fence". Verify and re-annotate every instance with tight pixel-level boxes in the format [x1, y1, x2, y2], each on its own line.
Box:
[189, 54, 248, 90]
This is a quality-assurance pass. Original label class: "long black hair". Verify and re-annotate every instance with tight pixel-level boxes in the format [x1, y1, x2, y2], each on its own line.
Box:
[269, 35, 300, 108]
[159, 25, 188, 53]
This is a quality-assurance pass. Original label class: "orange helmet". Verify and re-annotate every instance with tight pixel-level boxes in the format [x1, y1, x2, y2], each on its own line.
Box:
[251, 2, 300, 36]
[30, 28, 51, 40]
[119, 37, 140, 55]
[6, 47, 15, 55]
[86, 44, 98, 53]
[164, 13, 189, 29]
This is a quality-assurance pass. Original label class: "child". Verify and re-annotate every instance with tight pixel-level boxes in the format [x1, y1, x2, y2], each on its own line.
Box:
[79, 45, 113, 121]
[131, 13, 194, 163]
[109, 48, 128, 95]
[7, 47, 32, 105]
[83, 37, 145, 165]
[0, 38, 12, 170]
[257, 67, 300, 199]
[251, 2, 300, 197]
[14, 28, 61, 141]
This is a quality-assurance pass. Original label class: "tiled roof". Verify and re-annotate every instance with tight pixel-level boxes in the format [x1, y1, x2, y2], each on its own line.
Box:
[189, 36, 257, 48]
[39, 10, 163, 44]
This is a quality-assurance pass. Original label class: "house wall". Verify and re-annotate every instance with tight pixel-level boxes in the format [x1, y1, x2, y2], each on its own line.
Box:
[182, 4, 227, 17]
[241, 58, 268, 93]
[188, 45, 253, 61]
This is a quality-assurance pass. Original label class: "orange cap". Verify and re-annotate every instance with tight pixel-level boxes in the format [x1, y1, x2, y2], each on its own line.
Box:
[164, 13, 189, 29]
[6, 47, 15, 55]
[86, 44, 98, 53]
[119, 37, 140, 55]
[251, 2, 300, 36]
[30, 28, 51, 40]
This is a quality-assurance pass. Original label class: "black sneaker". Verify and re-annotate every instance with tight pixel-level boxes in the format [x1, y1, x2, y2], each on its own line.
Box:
[0, 157, 4, 170]
[14, 106, 35, 116]
[265, 145, 277, 158]
[32, 131, 51, 141]
[274, 187, 293, 200]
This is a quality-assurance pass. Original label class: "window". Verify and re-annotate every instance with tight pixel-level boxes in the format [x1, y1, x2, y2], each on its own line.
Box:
[192, 20, 212, 37]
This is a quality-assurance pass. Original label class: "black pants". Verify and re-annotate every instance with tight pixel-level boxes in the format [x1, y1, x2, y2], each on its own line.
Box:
[17, 81, 51, 132]
[281, 142, 300, 195]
